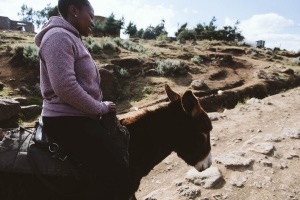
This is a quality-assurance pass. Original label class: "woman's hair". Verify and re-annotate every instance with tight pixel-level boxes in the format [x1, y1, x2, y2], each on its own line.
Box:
[58, 0, 90, 18]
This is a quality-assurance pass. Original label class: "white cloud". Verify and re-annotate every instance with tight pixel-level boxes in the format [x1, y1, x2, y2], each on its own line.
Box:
[226, 13, 300, 51]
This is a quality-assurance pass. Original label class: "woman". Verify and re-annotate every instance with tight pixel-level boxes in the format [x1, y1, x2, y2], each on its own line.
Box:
[34, 0, 129, 199]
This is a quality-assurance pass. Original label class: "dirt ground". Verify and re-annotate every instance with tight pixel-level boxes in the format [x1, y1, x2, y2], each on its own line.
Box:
[134, 87, 300, 200]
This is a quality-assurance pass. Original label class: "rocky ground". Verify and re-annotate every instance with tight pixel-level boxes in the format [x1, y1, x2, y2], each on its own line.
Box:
[135, 87, 300, 200]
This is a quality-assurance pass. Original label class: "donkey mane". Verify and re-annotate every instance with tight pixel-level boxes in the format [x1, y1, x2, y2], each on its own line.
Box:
[121, 102, 169, 126]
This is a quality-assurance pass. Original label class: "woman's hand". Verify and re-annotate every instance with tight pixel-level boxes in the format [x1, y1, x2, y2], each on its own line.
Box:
[107, 102, 117, 113]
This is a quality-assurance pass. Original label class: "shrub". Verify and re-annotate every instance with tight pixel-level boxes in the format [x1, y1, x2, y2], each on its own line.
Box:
[155, 59, 188, 76]
[13, 45, 39, 67]
[113, 38, 146, 53]
[23, 45, 39, 67]
[14, 46, 24, 58]
[177, 29, 196, 41]
[114, 67, 130, 78]
[6, 45, 12, 52]
[191, 55, 203, 64]
[91, 42, 102, 54]
[294, 57, 300, 65]
[157, 33, 168, 41]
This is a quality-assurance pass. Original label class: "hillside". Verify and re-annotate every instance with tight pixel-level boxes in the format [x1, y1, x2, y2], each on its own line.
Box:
[1, 30, 300, 118]
[1, 30, 300, 200]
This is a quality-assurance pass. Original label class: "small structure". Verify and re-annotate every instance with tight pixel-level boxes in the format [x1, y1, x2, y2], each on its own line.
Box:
[256, 40, 265, 48]
[0, 16, 34, 32]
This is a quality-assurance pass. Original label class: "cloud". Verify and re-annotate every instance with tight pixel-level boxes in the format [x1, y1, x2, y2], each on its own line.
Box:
[226, 13, 300, 51]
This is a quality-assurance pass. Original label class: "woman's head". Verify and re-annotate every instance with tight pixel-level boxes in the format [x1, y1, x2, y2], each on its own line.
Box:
[58, 0, 95, 37]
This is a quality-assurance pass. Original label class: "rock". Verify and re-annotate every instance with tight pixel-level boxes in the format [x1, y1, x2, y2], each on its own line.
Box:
[215, 152, 254, 168]
[246, 97, 264, 105]
[208, 113, 219, 121]
[99, 68, 119, 101]
[248, 142, 274, 155]
[0, 99, 21, 121]
[258, 159, 273, 167]
[12, 97, 28, 106]
[283, 128, 300, 139]
[176, 185, 200, 199]
[229, 176, 248, 188]
[285, 151, 299, 159]
[144, 188, 170, 200]
[19, 85, 31, 94]
[0, 82, 3, 90]
[20, 105, 41, 119]
[191, 80, 207, 90]
[186, 167, 224, 189]
[264, 134, 283, 142]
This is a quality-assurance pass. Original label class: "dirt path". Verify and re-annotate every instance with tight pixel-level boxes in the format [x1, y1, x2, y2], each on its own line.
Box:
[135, 87, 300, 200]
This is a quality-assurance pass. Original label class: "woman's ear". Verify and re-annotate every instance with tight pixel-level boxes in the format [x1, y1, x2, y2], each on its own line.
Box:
[69, 5, 78, 18]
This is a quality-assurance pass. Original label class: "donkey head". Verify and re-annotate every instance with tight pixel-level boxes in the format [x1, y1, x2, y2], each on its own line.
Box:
[165, 84, 212, 171]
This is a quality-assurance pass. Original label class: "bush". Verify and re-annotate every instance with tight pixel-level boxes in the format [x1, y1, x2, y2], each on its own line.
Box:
[113, 38, 146, 53]
[155, 59, 188, 76]
[294, 57, 300, 65]
[91, 42, 102, 54]
[114, 67, 130, 78]
[191, 55, 203, 64]
[177, 29, 196, 41]
[23, 45, 39, 67]
[13, 45, 39, 67]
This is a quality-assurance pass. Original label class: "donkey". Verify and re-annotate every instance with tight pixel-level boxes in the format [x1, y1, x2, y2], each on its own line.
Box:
[0, 84, 212, 200]
[124, 84, 212, 197]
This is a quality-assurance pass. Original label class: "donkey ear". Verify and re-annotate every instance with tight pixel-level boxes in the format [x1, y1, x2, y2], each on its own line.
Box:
[165, 84, 180, 102]
[182, 90, 202, 117]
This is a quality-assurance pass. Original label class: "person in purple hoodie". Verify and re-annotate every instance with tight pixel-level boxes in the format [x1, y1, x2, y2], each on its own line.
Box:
[34, 0, 130, 199]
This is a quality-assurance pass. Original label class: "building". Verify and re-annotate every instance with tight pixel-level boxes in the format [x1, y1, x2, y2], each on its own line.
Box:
[0, 16, 35, 32]
[256, 40, 265, 48]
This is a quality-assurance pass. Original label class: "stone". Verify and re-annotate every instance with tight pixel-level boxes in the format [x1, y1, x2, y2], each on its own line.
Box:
[248, 142, 274, 155]
[191, 80, 206, 90]
[0, 82, 4, 90]
[283, 128, 300, 139]
[99, 68, 119, 102]
[215, 152, 254, 168]
[12, 97, 28, 106]
[186, 167, 224, 189]
[0, 99, 21, 121]
[20, 105, 41, 119]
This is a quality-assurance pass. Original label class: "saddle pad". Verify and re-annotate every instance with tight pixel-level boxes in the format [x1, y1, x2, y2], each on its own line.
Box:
[0, 127, 79, 177]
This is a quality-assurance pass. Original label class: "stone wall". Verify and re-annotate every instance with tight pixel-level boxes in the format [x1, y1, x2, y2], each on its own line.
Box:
[0, 16, 34, 32]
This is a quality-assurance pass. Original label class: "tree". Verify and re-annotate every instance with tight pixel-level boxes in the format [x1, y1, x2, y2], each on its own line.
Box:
[124, 21, 137, 38]
[175, 23, 188, 37]
[102, 13, 124, 37]
[47, 6, 59, 19]
[18, 4, 58, 28]
[177, 29, 196, 41]
[142, 25, 156, 39]
[153, 19, 168, 38]
[137, 28, 144, 38]
[18, 4, 34, 23]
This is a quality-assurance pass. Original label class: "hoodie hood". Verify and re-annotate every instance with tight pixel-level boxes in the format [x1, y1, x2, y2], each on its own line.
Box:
[34, 16, 80, 47]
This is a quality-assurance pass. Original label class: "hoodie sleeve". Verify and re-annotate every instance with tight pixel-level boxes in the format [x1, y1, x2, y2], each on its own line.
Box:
[39, 31, 109, 116]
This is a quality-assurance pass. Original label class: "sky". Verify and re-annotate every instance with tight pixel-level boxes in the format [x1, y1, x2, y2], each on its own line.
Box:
[0, 0, 299, 51]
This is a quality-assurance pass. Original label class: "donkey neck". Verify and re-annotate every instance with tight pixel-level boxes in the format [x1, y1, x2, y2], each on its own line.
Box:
[127, 102, 182, 176]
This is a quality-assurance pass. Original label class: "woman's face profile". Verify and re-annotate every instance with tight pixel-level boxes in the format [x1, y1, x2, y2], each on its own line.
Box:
[72, 2, 95, 37]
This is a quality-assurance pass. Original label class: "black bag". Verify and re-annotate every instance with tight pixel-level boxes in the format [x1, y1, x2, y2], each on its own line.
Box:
[100, 112, 130, 165]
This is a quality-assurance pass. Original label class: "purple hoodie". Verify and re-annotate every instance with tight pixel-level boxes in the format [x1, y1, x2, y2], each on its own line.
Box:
[35, 16, 109, 118]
